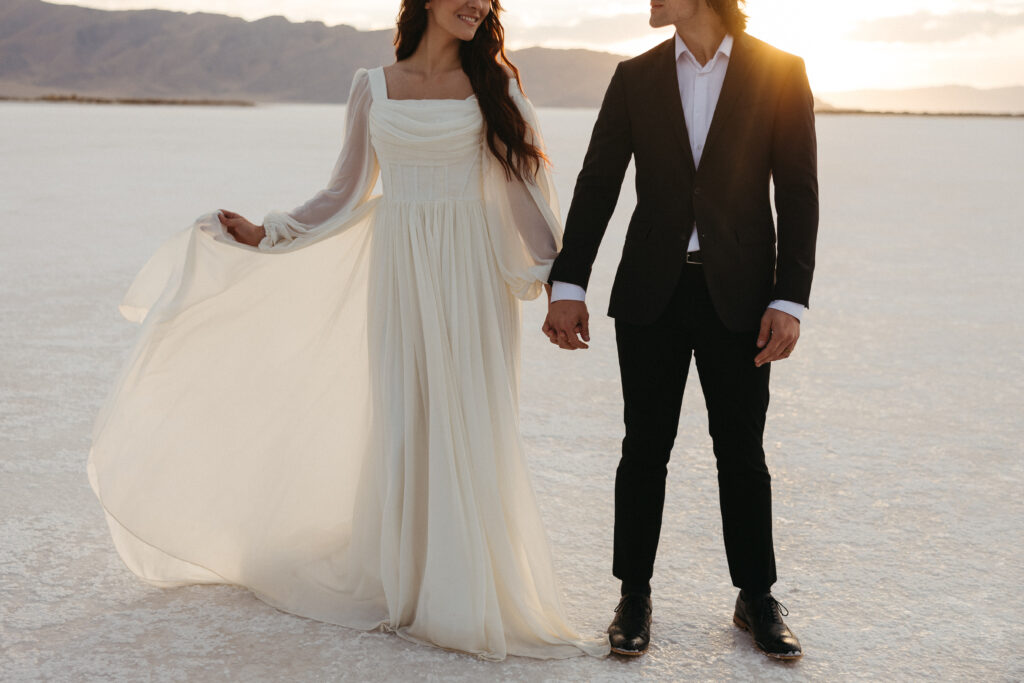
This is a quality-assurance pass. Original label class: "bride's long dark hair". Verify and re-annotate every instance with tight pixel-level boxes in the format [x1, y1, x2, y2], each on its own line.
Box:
[394, 0, 546, 181]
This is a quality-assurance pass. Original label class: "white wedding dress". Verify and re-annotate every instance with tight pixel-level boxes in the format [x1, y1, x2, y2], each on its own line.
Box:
[88, 67, 608, 660]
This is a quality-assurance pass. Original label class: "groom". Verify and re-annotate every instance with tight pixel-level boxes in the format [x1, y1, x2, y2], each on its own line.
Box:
[543, 0, 818, 660]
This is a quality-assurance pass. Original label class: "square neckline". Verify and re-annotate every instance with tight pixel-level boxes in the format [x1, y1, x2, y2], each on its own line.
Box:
[375, 66, 477, 103]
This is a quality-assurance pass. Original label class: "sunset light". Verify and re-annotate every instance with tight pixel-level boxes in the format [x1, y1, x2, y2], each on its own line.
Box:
[4, 0, 1022, 678]
[45, 0, 1024, 94]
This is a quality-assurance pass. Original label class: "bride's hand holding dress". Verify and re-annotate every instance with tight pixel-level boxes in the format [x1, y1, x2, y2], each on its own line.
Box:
[217, 210, 264, 247]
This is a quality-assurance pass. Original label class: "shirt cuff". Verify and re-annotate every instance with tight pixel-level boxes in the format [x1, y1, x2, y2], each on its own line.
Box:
[768, 299, 805, 322]
[550, 281, 587, 303]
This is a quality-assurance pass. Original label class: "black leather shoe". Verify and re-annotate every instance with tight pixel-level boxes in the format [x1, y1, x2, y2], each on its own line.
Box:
[608, 594, 652, 656]
[733, 591, 803, 661]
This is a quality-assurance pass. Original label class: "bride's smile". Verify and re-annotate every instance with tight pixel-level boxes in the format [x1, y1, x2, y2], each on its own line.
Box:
[428, 0, 490, 41]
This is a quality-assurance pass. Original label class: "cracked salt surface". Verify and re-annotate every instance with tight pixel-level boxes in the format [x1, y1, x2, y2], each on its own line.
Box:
[1, 103, 1022, 681]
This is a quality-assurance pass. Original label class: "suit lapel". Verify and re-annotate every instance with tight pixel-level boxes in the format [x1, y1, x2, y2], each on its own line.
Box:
[656, 39, 697, 176]
[700, 32, 756, 171]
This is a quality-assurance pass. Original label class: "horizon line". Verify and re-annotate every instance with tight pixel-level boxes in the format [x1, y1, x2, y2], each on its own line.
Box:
[28, 0, 1024, 93]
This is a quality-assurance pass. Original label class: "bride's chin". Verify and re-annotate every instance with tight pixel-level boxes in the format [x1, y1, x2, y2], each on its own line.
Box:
[442, 26, 476, 41]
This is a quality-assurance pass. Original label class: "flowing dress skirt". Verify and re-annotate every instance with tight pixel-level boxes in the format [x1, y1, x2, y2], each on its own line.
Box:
[89, 201, 607, 660]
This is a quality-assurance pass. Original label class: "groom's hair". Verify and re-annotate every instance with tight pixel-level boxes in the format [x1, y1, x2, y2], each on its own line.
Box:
[706, 0, 748, 34]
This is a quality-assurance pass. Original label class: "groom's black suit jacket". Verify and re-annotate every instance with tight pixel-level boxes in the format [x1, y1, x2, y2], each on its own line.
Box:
[549, 33, 818, 332]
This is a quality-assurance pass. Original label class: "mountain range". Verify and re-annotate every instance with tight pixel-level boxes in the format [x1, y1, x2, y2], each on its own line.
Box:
[1, 0, 1021, 113]
[0, 0, 621, 107]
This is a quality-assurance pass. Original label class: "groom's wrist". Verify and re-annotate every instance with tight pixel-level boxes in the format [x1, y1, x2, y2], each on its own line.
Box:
[550, 281, 587, 304]
[767, 299, 805, 322]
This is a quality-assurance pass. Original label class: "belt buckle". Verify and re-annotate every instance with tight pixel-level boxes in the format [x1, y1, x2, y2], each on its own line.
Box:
[686, 251, 703, 265]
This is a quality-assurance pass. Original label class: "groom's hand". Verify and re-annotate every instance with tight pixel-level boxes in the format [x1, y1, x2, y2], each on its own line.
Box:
[754, 308, 800, 367]
[543, 301, 591, 350]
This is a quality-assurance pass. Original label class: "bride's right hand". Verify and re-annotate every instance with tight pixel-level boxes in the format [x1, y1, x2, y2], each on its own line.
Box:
[218, 210, 266, 247]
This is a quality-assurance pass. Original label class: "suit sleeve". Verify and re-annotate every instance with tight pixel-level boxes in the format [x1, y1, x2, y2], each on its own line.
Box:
[548, 63, 634, 290]
[770, 57, 818, 307]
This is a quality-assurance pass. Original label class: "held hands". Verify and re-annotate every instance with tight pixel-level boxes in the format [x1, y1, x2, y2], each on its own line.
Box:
[218, 210, 266, 247]
[754, 307, 800, 367]
[540, 289, 798, 360]
[542, 284, 591, 350]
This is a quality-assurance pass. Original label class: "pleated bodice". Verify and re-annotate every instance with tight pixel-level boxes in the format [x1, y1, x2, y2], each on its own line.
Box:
[367, 74, 485, 206]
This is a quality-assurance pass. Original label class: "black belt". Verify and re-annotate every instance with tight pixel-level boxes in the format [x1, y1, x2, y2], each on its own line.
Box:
[685, 250, 703, 265]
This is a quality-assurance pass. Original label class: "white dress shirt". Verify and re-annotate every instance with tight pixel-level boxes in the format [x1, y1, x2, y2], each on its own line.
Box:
[551, 32, 805, 322]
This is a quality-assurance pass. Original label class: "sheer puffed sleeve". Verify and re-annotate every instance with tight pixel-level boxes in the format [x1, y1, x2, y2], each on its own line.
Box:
[259, 68, 379, 250]
[482, 81, 562, 300]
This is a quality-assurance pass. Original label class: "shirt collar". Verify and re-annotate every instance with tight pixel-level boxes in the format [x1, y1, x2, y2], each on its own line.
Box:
[675, 32, 734, 63]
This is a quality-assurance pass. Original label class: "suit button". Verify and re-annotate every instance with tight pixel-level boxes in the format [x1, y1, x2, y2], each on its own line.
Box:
[693, 187, 702, 197]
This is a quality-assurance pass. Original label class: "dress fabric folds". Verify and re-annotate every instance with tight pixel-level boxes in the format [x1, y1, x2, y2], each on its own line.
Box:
[88, 67, 608, 660]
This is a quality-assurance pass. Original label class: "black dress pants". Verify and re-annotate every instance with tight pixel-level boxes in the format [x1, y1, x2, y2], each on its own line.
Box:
[613, 261, 777, 593]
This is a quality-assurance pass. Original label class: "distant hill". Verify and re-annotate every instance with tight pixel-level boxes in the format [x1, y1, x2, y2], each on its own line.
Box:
[0, 0, 621, 106]
[2, 1, 1019, 113]
[496, 47, 622, 108]
[818, 86, 1024, 116]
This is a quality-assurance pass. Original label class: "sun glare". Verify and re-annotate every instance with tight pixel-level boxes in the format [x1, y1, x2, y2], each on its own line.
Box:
[44, 0, 1024, 92]
[507, 2, 930, 93]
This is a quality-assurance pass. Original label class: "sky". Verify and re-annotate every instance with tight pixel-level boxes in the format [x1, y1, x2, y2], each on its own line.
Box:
[47, 0, 1024, 93]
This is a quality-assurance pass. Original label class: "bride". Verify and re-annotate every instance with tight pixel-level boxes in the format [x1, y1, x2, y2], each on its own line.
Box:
[88, 0, 609, 662]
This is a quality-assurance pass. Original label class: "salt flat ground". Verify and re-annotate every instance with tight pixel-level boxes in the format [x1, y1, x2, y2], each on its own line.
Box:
[1, 102, 1022, 681]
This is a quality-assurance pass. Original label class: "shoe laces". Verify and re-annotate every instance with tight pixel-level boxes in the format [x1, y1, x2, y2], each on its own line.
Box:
[614, 595, 649, 620]
[757, 594, 789, 625]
